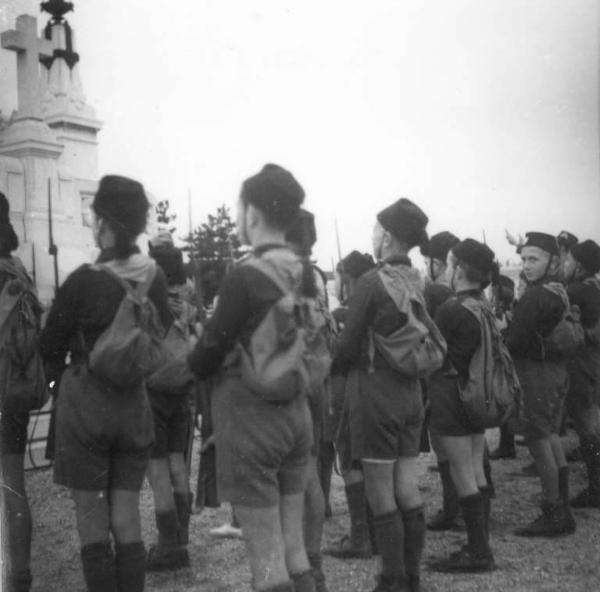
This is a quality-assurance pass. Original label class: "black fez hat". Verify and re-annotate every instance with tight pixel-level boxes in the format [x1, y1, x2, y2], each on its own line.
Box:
[556, 230, 578, 252]
[286, 208, 317, 254]
[522, 232, 559, 256]
[149, 244, 186, 286]
[452, 238, 495, 276]
[420, 231, 460, 261]
[571, 240, 600, 275]
[92, 175, 150, 237]
[339, 250, 375, 279]
[242, 163, 304, 215]
[377, 198, 428, 248]
[0, 192, 19, 254]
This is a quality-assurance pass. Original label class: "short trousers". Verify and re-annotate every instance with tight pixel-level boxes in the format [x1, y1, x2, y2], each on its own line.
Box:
[212, 377, 312, 508]
[0, 410, 30, 455]
[347, 368, 424, 462]
[53, 366, 154, 491]
[428, 372, 485, 437]
[148, 390, 191, 459]
[515, 358, 568, 442]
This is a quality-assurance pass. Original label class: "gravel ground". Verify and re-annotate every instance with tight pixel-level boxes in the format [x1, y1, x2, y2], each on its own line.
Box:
[27, 428, 600, 591]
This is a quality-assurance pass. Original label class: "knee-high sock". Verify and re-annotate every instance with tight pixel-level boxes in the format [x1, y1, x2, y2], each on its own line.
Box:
[372, 510, 405, 579]
[402, 506, 425, 581]
[115, 542, 145, 592]
[80, 541, 117, 592]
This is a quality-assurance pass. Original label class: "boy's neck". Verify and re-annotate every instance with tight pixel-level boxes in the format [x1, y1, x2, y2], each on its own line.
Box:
[251, 228, 287, 250]
[454, 280, 480, 293]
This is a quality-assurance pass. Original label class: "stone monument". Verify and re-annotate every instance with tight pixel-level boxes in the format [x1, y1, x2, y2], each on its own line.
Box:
[0, 0, 100, 304]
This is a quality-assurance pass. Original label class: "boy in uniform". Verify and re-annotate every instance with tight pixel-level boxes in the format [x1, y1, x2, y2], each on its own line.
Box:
[419, 231, 461, 531]
[285, 208, 332, 592]
[324, 251, 377, 560]
[428, 239, 497, 573]
[188, 164, 316, 592]
[335, 199, 429, 592]
[561, 240, 600, 508]
[0, 192, 42, 592]
[507, 232, 574, 537]
[146, 232, 197, 570]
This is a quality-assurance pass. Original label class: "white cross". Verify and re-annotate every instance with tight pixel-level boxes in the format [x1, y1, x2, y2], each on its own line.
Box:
[1, 15, 53, 120]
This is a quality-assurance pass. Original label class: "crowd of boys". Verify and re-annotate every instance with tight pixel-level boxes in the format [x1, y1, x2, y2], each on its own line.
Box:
[0, 164, 599, 592]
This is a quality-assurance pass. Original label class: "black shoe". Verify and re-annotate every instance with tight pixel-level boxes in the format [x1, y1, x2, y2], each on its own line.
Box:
[429, 546, 496, 573]
[426, 509, 462, 531]
[566, 446, 583, 463]
[323, 535, 372, 559]
[146, 545, 190, 571]
[521, 461, 538, 476]
[489, 446, 516, 460]
[371, 574, 410, 592]
[407, 574, 420, 592]
[514, 502, 572, 538]
[571, 488, 600, 509]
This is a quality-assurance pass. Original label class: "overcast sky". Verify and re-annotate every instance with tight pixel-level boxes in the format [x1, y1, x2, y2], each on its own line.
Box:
[1, 0, 599, 269]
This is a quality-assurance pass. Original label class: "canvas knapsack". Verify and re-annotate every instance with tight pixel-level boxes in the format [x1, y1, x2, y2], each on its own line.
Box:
[582, 276, 600, 346]
[146, 292, 197, 395]
[541, 282, 585, 358]
[457, 297, 520, 429]
[367, 263, 446, 378]
[233, 247, 331, 403]
[85, 261, 169, 388]
[301, 267, 334, 396]
[0, 258, 49, 413]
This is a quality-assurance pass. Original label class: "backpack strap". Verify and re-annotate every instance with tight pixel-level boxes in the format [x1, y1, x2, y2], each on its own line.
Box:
[542, 282, 569, 311]
[242, 250, 296, 296]
[94, 260, 157, 301]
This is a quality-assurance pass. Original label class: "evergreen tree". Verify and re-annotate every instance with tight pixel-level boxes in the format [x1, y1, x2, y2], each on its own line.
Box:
[184, 205, 242, 305]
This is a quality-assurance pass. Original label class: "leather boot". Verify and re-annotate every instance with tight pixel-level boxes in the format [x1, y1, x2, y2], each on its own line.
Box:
[147, 510, 189, 571]
[427, 461, 461, 531]
[514, 501, 572, 538]
[80, 541, 117, 592]
[323, 482, 371, 558]
[558, 466, 576, 533]
[430, 493, 495, 573]
[571, 437, 600, 508]
[402, 507, 425, 592]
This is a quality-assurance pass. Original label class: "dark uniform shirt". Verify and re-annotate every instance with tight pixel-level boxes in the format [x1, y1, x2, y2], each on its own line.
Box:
[39, 248, 172, 384]
[568, 280, 600, 333]
[334, 255, 412, 375]
[424, 282, 454, 319]
[188, 244, 312, 381]
[567, 276, 600, 383]
[434, 289, 482, 377]
[506, 280, 565, 361]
